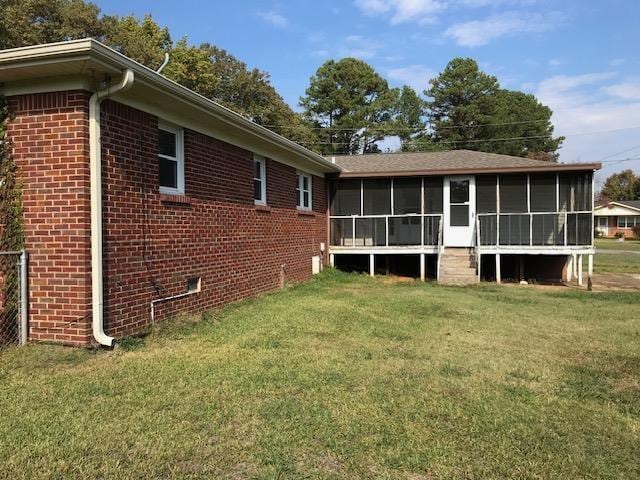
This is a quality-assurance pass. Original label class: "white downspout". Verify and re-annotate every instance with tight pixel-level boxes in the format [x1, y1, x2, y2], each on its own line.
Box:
[89, 69, 135, 347]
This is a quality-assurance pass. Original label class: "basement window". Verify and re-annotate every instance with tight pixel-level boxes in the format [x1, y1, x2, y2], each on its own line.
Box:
[187, 276, 201, 294]
[158, 121, 184, 195]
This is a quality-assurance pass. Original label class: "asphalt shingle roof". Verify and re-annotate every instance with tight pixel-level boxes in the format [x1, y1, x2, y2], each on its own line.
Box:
[330, 150, 599, 176]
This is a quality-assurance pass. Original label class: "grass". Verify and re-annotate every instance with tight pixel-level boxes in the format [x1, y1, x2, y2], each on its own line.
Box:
[594, 238, 640, 273]
[1, 270, 639, 479]
[595, 237, 640, 251]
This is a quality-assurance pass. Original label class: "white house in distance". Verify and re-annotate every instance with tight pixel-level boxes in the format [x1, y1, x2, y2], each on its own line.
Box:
[594, 200, 640, 238]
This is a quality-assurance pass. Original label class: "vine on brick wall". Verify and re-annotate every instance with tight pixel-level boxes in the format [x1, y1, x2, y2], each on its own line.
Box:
[0, 96, 25, 253]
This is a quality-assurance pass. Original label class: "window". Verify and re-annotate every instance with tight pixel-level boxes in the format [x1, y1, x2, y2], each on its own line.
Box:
[296, 172, 312, 210]
[530, 174, 557, 212]
[424, 177, 443, 214]
[617, 216, 640, 228]
[158, 122, 184, 195]
[254, 155, 267, 205]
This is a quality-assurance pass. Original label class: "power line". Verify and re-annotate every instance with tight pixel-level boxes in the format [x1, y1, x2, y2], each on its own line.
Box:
[598, 144, 640, 162]
[293, 125, 640, 148]
[260, 118, 551, 131]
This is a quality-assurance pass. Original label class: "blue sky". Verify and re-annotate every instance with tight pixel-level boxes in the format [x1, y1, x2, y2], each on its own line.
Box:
[98, 0, 640, 184]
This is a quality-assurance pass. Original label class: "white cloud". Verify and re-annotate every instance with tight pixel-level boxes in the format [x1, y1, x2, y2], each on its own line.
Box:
[311, 49, 330, 58]
[609, 58, 626, 67]
[354, 0, 444, 25]
[256, 11, 289, 28]
[603, 81, 640, 100]
[338, 35, 380, 59]
[444, 11, 562, 47]
[548, 58, 564, 67]
[527, 72, 640, 175]
[387, 65, 435, 91]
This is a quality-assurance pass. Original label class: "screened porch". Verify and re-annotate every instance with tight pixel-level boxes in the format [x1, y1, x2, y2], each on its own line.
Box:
[475, 172, 594, 249]
[329, 178, 444, 249]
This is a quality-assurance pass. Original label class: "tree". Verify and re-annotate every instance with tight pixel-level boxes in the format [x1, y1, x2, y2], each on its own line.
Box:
[301, 58, 397, 155]
[425, 58, 563, 159]
[392, 86, 426, 151]
[0, 0, 104, 49]
[601, 170, 640, 201]
[0, 1, 317, 147]
[425, 58, 499, 150]
[162, 40, 317, 147]
[101, 14, 171, 69]
[480, 90, 564, 161]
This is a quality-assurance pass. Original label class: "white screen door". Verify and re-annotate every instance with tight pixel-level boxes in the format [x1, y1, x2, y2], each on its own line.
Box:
[443, 176, 476, 247]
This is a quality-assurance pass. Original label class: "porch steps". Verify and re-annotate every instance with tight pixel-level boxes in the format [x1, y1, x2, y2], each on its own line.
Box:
[439, 248, 478, 285]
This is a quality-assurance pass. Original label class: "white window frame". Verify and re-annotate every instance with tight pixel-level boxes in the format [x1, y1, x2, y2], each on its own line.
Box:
[296, 171, 312, 210]
[253, 155, 267, 205]
[158, 121, 185, 195]
[618, 216, 639, 228]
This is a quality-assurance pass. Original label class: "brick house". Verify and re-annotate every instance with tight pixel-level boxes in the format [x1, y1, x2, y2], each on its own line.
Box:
[1, 39, 338, 346]
[0, 40, 601, 348]
[594, 200, 640, 238]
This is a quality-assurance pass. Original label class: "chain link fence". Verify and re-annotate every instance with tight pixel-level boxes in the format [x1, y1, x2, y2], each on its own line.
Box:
[0, 251, 27, 348]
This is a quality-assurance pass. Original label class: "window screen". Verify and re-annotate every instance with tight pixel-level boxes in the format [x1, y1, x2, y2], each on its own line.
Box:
[393, 178, 421, 214]
[330, 180, 361, 215]
[363, 179, 391, 215]
[499, 175, 528, 213]
[476, 175, 497, 213]
[559, 173, 593, 212]
[424, 177, 443, 214]
[530, 174, 556, 212]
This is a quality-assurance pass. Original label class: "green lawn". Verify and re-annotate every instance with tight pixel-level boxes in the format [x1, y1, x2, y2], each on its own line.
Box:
[1, 271, 639, 479]
[595, 237, 640, 251]
[595, 238, 640, 273]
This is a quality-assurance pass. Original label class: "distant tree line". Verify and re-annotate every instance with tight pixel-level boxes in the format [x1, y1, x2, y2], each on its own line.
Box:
[0, 0, 563, 159]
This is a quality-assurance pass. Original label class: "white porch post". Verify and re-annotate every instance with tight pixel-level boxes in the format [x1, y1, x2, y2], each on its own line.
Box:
[420, 253, 426, 282]
[369, 253, 375, 277]
[577, 254, 583, 286]
[495, 253, 501, 284]
[566, 254, 573, 282]
[588, 253, 594, 277]
[329, 254, 335, 268]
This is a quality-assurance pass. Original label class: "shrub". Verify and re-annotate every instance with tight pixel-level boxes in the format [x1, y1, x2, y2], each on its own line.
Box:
[614, 232, 625, 239]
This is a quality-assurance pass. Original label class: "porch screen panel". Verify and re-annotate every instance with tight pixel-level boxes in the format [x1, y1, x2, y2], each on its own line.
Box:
[330, 180, 361, 215]
[424, 177, 443, 214]
[355, 217, 386, 246]
[559, 172, 593, 211]
[476, 175, 497, 213]
[388, 217, 421, 245]
[530, 174, 556, 212]
[499, 214, 530, 245]
[393, 178, 421, 214]
[532, 214, 563, 245]
[363, 179, 391, 215]
[330, 218, 354, 246]
[499, 175, 528, 213]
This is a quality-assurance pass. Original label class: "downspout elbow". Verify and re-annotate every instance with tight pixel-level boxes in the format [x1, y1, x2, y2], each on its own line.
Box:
[90, 69, 135, 347]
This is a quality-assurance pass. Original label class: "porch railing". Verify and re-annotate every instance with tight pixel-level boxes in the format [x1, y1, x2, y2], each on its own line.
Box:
[330, 214, 443, 248]
[477, 211, 593, 247]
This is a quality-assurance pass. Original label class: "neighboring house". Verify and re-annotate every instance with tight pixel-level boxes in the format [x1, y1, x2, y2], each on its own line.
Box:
[0, 40, 601, 347]
[594, 200, 640, 238]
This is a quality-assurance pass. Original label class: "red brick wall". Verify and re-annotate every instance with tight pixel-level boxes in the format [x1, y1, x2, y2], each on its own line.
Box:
[100, 100, 327, 338]
[6, 91, 92, 346]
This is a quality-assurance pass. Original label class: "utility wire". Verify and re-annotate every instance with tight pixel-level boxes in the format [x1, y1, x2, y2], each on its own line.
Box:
[260, 118, 551, 131]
